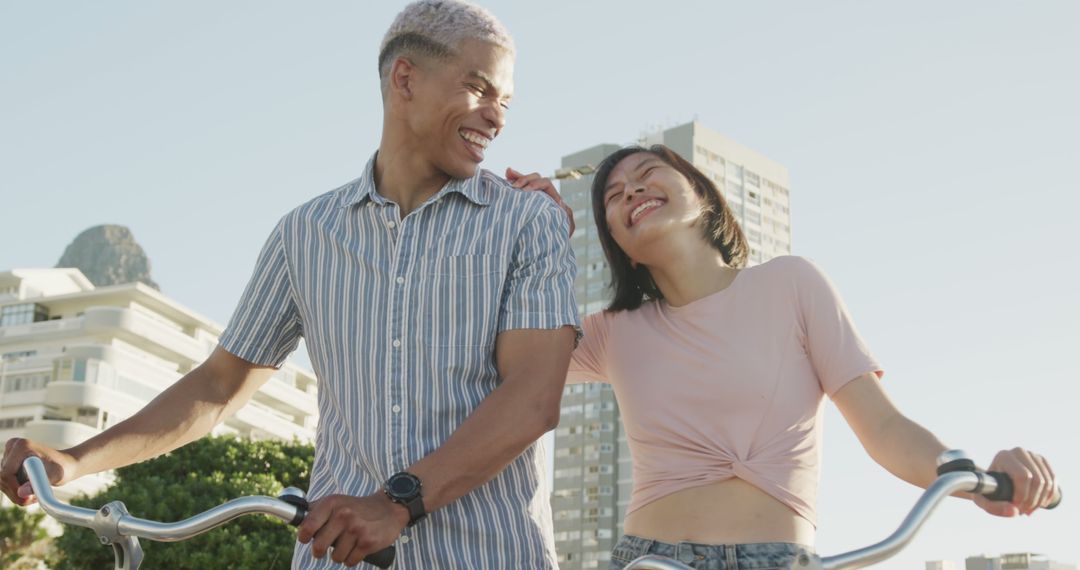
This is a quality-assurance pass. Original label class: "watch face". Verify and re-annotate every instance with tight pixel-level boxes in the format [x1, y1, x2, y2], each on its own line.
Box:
[388, 474, 419, 497]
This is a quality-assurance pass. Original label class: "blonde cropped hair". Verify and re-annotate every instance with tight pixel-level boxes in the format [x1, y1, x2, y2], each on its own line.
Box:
[378, 0, 515, 93]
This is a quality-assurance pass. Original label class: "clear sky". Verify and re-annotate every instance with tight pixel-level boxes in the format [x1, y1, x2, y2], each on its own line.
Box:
[2, 2, 1077, 568]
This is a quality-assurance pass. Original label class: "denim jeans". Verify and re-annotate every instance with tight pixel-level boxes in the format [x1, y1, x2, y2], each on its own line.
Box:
[609, 534, 814, 570]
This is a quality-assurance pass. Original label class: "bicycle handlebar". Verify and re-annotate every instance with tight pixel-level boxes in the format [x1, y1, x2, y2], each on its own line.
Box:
[19, 456, 396, 569]
[624, 464, 1061, 570]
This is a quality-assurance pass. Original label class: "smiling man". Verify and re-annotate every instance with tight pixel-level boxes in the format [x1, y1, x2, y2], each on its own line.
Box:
[1, 2, 578, 568]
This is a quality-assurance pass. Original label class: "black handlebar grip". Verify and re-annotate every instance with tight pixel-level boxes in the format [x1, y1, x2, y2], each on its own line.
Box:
[986, 471, 1062, 509]
[985, 471, 1013, 502]
[364, 546, 396, 569]
[278, 493, 397, 568]
[279, 493, 309, 526]
[15, 466, 28, 486]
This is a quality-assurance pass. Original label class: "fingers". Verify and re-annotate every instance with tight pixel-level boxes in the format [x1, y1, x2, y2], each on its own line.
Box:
[1, 438, 34, 505]
[299, 494, 400, 565]
[310, 510, 345, 560]
[988, 448, 1055, 515]
[504, 170, 575, 235]
[974, 493, 1019, 517]
[326, 523, 357, 565]
[1033, 453, 1057, 508]
[345, 537, 383, 567]
[508, 171, 551, 193]
[296, 497, 334, 545]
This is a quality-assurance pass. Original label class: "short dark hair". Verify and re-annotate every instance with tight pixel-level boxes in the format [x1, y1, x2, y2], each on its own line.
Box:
[591, 144, 749, 312]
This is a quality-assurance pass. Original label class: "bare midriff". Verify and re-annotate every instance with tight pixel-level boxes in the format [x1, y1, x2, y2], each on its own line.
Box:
[622, 478, 816, 545]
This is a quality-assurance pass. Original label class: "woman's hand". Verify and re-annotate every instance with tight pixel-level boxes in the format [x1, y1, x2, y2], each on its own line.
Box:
[506, 167, 575, 236]
[975, 448, 1057, 517]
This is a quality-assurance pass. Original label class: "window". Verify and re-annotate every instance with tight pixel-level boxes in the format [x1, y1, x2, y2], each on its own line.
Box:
[2, 372, 50, 392]
[727, 163, 743, 182]
[0, 303, 50, 326]
[0, 417, 32, 429]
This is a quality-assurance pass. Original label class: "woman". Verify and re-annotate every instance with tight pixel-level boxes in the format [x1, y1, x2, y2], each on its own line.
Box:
[515, 145, 1058, 570]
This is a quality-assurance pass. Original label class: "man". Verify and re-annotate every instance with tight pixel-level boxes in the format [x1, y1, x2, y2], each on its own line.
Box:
[1, 2, 578, 568]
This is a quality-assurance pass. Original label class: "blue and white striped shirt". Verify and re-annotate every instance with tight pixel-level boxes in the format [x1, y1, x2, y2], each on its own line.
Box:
[220, 155, 579, 569]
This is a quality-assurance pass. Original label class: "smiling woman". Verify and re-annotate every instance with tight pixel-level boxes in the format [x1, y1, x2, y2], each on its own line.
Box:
[592, 145, 748, 311]
[562, 143, 1060, 570]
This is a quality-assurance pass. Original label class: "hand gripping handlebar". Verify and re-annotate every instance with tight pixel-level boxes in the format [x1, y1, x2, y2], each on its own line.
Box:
[624, 451, 1061, 570]
[18, 457, 396, 569]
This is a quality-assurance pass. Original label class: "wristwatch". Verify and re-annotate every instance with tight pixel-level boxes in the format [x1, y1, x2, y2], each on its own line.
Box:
[384, 471, 426, 527]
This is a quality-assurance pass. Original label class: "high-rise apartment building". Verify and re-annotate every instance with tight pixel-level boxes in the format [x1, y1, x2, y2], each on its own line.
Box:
[551, 121, 791, 569]
[0, 268, 317, 501]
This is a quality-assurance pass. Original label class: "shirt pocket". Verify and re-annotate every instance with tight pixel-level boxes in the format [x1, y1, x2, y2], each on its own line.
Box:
[421, 254, 507, 347]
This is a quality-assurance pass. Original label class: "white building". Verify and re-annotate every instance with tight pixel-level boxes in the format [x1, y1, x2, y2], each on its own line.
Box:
[0, 268, 317, 501]
[928, 560, 959, 570]
[552, 121, 791, 568]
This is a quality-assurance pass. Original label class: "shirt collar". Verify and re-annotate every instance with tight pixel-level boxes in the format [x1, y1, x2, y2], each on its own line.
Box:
[339, 153, 491, 209]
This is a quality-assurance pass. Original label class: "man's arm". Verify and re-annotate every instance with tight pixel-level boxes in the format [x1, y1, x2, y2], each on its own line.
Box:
[297, 326, 576, 566]
[409, 326, 575, 509]
[1, 347, 276, 505]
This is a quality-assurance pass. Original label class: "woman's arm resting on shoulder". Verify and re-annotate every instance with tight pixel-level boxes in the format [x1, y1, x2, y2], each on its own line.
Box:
[831, 373, 1056, 517]
[506, 167, 575, 236]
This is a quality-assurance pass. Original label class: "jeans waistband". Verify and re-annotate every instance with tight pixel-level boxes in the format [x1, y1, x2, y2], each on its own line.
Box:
[612, 534, 814, 569]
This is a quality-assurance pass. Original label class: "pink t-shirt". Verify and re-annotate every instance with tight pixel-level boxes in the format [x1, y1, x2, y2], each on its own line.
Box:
[568, 256, 883, 526]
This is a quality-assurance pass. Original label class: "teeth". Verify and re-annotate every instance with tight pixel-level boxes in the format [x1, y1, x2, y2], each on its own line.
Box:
[459, 130, 490, 149]
[631, 199, 663, 224]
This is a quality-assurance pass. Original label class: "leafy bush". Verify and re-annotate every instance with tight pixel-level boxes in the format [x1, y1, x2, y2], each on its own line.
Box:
[0, 503, 48, 566]
[49, 436, 313, 570]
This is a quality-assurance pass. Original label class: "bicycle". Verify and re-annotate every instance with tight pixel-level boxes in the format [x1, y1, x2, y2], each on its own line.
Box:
[623, 451, 1062, 570]
[18, 456, 396, 569]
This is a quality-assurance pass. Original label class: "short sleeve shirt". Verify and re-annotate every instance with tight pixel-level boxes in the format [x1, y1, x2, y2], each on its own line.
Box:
[568, 256, 882, 525]
[220, 155, 579, 569]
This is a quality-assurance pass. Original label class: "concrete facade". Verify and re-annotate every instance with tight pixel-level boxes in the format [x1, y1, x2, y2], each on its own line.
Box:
[0, 268, 317, 502]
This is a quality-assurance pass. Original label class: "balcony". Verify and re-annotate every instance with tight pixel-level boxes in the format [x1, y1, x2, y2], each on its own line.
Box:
[0, 317, 86, 342]
[83, 307, 206, 364]
[45, 381, 143, 417]
[233, 402, 313, 442]
[0, 307, 208, 366]
[0, 388, 47, 407]
[259, 376, 318, 418]
[24, 418, 101, 449]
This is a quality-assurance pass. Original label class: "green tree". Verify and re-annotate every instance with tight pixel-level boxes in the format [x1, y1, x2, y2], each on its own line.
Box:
[0, 503, 48, 566]
[49, 435, 314, 570]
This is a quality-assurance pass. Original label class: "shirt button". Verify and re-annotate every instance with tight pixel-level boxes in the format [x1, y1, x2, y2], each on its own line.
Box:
[396, 276, 405, 284]
[366, 202, 374, 208]
[392, 404, 402, 413]
[392, 339, 401, 348]
[387, 221, 397, 229]
[400, 535, 410, 544]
